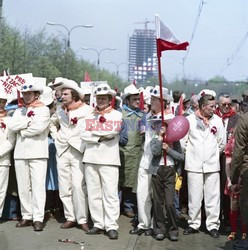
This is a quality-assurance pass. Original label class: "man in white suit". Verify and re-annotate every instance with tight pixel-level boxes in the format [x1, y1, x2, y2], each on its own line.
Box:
[8, 79, 50, 231]
[50, 79, 93, 231]
[182, 90, 225, 238]
[0, 86, 16, 218]
[81, 83, 122, 240]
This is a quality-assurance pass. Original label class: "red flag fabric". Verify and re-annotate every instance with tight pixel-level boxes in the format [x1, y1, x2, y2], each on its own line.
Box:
[111, 96, 116, 108]
[84, 71, 91, 82]
[111, 87, 118, 109]
[177, 95, 184, 116]
[155, 15, 189, 57]
[17, 90, 23, 107]
[139, 91, 144, 110]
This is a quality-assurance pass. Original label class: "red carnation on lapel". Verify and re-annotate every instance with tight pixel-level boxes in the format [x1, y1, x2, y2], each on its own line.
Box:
[211, 126, 217, 134]
[0, 122, 6, 130]
[99, 116, 106, 123]
[70, 117, 78, 125]
[27, 111, 35, 117]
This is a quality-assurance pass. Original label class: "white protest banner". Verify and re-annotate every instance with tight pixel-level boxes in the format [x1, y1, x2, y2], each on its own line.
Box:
[0, 73, 33, 95]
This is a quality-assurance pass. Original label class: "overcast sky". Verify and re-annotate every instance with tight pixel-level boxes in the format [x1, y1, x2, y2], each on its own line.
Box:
[3, 0, 248, 83]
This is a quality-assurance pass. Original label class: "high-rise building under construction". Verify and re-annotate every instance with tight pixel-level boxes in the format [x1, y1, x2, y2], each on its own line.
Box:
[128, 28, 158, 86]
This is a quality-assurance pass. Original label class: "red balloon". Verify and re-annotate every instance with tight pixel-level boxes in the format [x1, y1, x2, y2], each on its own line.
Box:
[166, 116, 190, 142]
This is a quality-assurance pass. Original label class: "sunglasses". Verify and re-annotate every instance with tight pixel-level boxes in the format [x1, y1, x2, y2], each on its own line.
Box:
[220, 103, 231, 107]
[150, 89, 158, 95]
[147, 115, 162, 122]
[150, 115, 162, 120]
[94, 86, 108, 95]
[21, 85, 33, 90]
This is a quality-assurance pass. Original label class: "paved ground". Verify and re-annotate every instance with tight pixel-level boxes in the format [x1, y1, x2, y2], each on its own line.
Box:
[0, 216, 241, 250]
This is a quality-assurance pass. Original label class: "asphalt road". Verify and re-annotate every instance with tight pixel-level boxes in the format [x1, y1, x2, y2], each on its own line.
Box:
[0, 215, 242, 250]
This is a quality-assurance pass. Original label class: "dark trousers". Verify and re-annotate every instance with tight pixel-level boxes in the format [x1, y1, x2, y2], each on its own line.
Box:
[121, 187, 137, 214]
[240, 170, 248, 225]
[152, 166, 178, 235]
[180, 167, 188, 210]
[220, 154, 230, 225]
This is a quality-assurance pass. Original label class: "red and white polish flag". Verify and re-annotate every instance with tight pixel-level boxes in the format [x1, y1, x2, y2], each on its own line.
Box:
[155, 14, 189, 57]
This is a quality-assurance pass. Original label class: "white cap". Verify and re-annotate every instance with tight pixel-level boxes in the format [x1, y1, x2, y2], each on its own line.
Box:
[121, 84, 139, 99]
[150, 85, 173, 101]
[40, 86, 54, 106]
[55, 79, 85, 99]
[94, 83, 116, 97]
[198, 89, 216, 100]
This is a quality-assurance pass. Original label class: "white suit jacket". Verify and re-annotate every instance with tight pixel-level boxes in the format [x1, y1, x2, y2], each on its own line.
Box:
[50, 104, 93, 157]
[0, 116, 16, 166]
[8, 106, 50, 159]
[182, 113, 226, 173]
[81, 109, 122, 166]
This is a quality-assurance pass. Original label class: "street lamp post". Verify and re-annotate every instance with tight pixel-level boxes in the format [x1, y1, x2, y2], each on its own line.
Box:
[105, 61, 129, 76]
[0, 0, 3, 20]
[47, 22, 93, 48]
[82, 47, 116, 80]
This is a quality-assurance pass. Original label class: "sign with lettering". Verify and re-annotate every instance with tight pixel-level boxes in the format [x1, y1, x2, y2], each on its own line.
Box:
[0, 73, 33, 94]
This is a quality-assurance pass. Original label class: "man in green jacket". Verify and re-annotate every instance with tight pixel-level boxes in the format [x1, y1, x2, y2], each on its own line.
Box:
[119, 84, 144, 219]
[231, 111, 248, 247]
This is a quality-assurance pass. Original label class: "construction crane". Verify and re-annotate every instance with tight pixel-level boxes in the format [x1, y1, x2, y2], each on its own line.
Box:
[134, 18, 154, 31]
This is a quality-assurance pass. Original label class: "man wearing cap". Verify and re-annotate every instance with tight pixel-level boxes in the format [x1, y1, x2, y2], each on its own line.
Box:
[182, 90, 225, 238]
[50, 79, 93, 231]
[8, 79, 50, 231]
[130, 85, 174, 236]
[81, 83, 122, 240]
[0, 86, 16, 219]
[215, 92, 239, 231]
[119, 84, 144, 219]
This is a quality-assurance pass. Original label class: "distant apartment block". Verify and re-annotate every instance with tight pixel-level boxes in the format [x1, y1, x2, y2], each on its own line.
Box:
[128, 29, 158, 85]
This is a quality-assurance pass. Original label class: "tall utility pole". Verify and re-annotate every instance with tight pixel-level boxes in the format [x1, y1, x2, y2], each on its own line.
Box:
[0, 0, 3, 20]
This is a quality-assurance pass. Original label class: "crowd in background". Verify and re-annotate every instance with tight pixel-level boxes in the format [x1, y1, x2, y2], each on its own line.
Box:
[0, 76, 248, 244]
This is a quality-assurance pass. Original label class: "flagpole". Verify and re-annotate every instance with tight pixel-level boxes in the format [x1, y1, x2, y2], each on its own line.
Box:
[156, 39, 167, 165]
[155, 13, 189, 165]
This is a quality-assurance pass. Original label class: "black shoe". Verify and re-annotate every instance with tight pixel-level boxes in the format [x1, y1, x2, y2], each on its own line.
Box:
[129, 227, 146, 235]
[155, 233, 165, 241]
[33, 221, 44, 231]
[144, 228, 153, 236]
[86, 227, 102, 235]
[16, 219, 32, 228]
[183, 227, 199, 235]
[169, 234, 179, 241]
[209, 229, 219, 238]
[108, 230, 118, 240]
[169, 230, 179, 241]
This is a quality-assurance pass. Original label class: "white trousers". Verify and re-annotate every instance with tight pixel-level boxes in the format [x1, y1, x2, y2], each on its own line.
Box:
[137, 167, 152, 229]
[57, 147, 88, 224]
[85, 164, 119, 231]
[0, 166, 9, 217]
[187, 171, 220, 231]
[15, 159, 47, 222]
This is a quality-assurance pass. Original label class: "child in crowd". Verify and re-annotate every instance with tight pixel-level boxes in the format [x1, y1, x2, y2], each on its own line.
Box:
[148, 116, 184, 241]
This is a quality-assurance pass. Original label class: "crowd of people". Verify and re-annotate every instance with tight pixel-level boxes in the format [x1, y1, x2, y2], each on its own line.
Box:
[0, 75, 248, 244]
